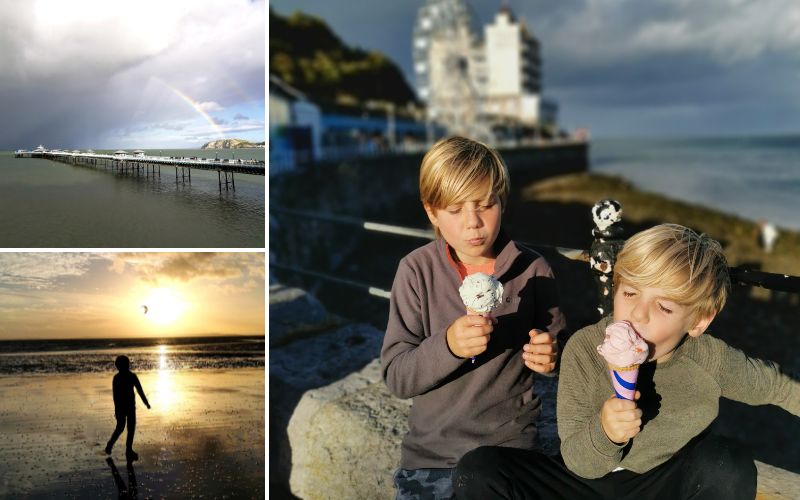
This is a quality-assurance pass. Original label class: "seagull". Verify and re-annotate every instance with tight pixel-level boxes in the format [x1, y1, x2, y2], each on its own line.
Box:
[141, 305, 148, 315]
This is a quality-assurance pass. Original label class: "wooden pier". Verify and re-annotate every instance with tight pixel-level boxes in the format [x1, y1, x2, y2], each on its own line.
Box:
[14, 148, 265, 192]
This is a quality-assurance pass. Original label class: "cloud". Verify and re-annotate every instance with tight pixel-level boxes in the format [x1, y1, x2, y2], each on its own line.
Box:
[0, 254, 96, 289]
[233, 113, 250, 120]
[197, 101, 224, 112]
[0, 0, 265, 148]
[109, 253, 264, 284]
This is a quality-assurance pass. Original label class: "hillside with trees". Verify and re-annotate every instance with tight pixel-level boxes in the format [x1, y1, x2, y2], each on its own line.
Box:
[269, 8, 417, 108]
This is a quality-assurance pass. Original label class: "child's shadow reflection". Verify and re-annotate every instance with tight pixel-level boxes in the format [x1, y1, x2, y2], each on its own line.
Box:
[106, 457, 138, 499]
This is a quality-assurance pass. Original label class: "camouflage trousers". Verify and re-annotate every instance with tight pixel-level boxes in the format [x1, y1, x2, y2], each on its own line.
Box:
[393, 467, 456, 500]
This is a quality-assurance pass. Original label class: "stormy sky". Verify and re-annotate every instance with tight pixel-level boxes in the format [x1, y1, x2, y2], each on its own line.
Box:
[270, 0, 800, 138]
[0, 0, 265, 150]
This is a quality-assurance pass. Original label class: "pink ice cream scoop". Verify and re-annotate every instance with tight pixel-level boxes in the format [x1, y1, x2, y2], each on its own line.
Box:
[597, 321, 649, 400]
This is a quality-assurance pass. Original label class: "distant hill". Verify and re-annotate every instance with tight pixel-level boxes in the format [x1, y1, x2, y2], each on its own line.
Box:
[201, 139, 264, 149]
[269, 8, 417, 108]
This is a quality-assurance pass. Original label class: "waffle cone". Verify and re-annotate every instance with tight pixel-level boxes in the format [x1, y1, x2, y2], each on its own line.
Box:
[608, 363, 640, 372]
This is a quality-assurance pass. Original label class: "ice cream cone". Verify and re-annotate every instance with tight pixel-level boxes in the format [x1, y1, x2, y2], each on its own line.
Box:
[608, 364, 640, 400]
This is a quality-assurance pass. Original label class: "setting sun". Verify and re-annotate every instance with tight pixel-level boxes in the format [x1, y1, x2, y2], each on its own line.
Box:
[141, 288, 187, 326]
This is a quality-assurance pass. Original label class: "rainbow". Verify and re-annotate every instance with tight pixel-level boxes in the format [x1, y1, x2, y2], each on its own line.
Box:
[155, 78, 225, 138]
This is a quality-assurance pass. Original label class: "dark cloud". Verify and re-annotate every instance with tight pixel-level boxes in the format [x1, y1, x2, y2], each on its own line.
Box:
[0, 0, 265, 149]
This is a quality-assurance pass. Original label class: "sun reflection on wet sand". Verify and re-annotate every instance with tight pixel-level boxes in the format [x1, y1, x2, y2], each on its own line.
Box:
[153, 345, 180, 413]
[0, 368, 264, 497]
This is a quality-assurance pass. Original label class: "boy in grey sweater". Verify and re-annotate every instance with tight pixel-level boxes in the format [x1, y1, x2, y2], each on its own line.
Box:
[455, 224, 799, 499]
[381, 137, 565, 499]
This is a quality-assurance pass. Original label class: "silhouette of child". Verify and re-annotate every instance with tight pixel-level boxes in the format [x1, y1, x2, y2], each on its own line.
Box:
[105, 355, 150, 461]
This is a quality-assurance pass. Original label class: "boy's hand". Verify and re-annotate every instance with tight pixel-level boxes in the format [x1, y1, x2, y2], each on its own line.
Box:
[522, 329, 558, 373]
[600, 392, 642, 444]
[446, 314, 494, 359]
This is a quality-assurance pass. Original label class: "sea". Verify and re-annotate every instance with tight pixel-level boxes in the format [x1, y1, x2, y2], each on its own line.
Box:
[0, 148, 265, 247]
[590, 135, 800, 231]
[0, 335, 265, 374]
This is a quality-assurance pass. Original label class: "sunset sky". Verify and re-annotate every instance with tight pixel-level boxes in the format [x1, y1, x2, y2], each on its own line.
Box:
[0, 253, 265, 339]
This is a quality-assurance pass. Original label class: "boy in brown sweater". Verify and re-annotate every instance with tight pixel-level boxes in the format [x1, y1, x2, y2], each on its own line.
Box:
[381, 137, 566, 499]
[455, 224, 799, 499]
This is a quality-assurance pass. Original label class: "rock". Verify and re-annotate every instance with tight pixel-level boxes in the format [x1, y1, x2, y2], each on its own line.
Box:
[269, 283, 338, 347]
[269, 285, 386, 495]
[287, 359, 409, 499]
[755, 461, 800, 499]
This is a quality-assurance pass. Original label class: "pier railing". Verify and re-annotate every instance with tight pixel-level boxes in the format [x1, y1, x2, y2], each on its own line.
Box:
[270, 201, 800, 315]
[15, 148, 265, 192]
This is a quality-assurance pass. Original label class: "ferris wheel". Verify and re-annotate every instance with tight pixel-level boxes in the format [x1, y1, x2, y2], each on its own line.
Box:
[413, 0, 478, 102]
[412, 0, 491, 141]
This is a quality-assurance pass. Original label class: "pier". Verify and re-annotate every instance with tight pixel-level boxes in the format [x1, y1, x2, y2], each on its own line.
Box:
[14, 147, 265, 192]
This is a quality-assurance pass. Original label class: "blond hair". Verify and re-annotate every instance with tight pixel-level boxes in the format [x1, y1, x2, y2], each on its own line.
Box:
[419, 136, 510, 213]
[613, 224, 729, 322]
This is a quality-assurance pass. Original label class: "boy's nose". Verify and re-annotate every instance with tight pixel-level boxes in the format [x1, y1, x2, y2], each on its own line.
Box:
[630, 301, 648, 324]
[464, 209, 482, 228]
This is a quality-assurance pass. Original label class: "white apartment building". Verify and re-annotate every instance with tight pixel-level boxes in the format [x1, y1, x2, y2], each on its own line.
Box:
[484, 6, 542, 125]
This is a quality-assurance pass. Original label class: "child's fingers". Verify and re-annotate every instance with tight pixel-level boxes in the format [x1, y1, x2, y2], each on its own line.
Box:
[522, 352, 556, 365]
[463, 314, 494, 327]
[616, 407, 643, 422]
[606, 395, 638, 412]
[525, 359, 556, 373]
[528, 329, 554, 343]
[523, 341, 557, 355]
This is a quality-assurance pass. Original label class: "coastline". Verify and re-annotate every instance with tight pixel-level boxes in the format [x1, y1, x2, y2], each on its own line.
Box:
[0, 368, 264, 498]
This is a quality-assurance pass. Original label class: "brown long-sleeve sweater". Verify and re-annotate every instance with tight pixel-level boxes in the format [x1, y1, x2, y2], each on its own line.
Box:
[381, 233, 566, 469]
[558, 316, 800, 478]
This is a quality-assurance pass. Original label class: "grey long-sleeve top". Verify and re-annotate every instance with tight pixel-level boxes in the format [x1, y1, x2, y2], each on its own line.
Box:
[381, 234, 566, 469]
[558, 316, 800, 478]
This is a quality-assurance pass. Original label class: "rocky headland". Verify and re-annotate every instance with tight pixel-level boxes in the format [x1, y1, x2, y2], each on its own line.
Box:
[201, 138, 264, 149]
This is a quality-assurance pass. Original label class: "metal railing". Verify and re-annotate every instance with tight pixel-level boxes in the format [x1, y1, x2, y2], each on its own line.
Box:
[270, 201, 800, 309]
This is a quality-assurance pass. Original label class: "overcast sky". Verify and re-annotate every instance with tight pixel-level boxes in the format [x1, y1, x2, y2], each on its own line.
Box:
[0, 0, 265, 150]
[0, 252, 265, 339]
[270, 0, 800, 138]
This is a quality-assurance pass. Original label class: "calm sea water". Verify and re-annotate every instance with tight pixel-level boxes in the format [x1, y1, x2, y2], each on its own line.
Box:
[0, 336, 265, 374]
[591, 135, 800, 230]
[0, 149, 265, 247]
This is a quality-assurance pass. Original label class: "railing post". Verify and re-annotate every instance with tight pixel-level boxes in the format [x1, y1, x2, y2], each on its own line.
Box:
[589, 199, 625, 318]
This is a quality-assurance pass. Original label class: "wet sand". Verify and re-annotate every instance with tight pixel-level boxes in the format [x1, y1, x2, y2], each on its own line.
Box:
[0, 368, 264, 498]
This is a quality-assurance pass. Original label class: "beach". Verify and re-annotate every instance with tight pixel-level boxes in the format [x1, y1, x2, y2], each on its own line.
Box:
[0, 368, 264, 498]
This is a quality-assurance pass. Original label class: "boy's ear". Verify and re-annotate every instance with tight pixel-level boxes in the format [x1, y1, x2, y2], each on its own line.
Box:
[423, 203, 439, 227]
[687, 312, 716, 338]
